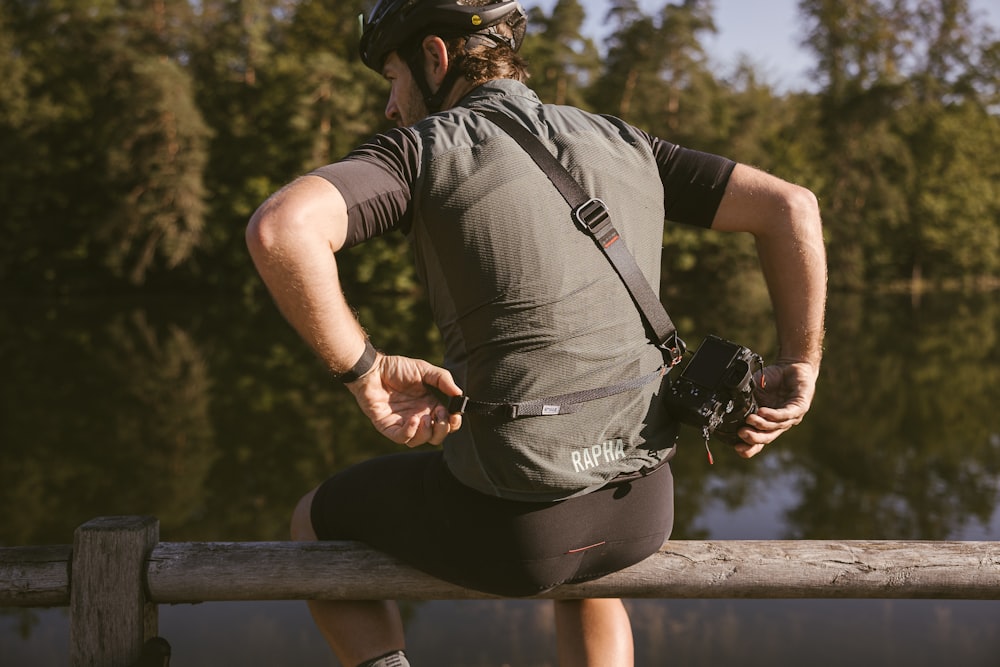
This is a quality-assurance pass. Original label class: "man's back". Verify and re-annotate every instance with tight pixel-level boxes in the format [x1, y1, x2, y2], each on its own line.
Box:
[407, 80, 676, 499]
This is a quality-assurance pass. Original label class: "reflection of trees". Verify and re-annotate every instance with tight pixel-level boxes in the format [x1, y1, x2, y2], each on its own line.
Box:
[657, 287, 1000, 543]
[0, 287, 445, 547]
[0, 301, 217, 545]
[4, 288, 998, 550]
[197, 286, 445, 542]
[624, 598, 998, 666]
[784, 292, 1000, 539]
[99, 311, 217, 530]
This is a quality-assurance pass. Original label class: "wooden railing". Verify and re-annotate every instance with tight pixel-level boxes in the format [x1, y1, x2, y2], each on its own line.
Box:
[2, 516, 999, 666]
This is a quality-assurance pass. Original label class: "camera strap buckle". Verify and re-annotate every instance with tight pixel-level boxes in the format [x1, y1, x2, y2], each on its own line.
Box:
[573, 198, 617, 247]
[661, 333, 687, 367]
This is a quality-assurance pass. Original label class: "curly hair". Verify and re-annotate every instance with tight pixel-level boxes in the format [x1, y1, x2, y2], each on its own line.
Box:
[401, 1, 530, 89]
[444, 35, 530, 85]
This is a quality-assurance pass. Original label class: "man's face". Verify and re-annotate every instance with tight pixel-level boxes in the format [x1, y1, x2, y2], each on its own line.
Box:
[382, 52, 428, 127]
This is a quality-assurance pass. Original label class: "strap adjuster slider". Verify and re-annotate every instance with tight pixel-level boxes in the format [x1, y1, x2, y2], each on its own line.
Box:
[573, 198, 613, 239]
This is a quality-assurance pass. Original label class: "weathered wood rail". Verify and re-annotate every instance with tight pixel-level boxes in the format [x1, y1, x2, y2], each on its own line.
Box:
[2, 516, 1000, 666]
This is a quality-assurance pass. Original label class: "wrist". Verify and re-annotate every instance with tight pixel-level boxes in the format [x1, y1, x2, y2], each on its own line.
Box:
[339, 339, 378, 383]
[776, 344, 823, 368]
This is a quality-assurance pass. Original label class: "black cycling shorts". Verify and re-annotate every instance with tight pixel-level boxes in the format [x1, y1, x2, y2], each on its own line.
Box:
[310, 450, 674, 597]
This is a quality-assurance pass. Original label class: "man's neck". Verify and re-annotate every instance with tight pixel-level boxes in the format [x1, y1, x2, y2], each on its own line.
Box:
[440, 78, 507, 110]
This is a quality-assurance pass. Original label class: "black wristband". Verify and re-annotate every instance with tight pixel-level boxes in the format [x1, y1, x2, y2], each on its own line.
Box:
[339, 339, 377, 383]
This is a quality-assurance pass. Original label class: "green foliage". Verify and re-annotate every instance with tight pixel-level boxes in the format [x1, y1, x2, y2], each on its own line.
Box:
[521, 0, 601, 107]
[800, 0, 1000, 289]
[0, 13, 29, 127]
[907, 101, 1000, 285]
[586, 0, 720, 142]
[0, 0, 210, 289]
[101, 56, 210, 283]
[0, 0, 997, 295]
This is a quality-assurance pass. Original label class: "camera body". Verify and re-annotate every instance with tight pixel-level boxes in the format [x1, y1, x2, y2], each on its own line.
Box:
[664, 335, 763, 444]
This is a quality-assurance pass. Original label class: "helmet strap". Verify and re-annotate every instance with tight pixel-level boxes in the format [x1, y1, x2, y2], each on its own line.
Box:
[401, 42, 437, 111]
[424, 64, 465, 112]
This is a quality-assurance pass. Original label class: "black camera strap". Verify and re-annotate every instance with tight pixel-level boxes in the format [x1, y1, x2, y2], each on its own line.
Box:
[445, 108, 686, 420]
[475, 108, 684, 360]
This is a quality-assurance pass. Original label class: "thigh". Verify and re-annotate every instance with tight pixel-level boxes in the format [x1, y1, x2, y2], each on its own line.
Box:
[481, 463, 675, 593]
[310, 451, 674, 597]
[309, 449, 444, 545]
[310, 450, 534, 594]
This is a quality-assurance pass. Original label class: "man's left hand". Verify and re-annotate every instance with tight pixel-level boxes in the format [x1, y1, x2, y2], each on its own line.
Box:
[734, 360, 818, 458]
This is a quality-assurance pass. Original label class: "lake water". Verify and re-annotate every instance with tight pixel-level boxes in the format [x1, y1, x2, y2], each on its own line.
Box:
[2, 287, 999, 666]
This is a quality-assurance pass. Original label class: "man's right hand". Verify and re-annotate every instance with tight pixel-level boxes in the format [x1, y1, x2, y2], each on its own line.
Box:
[345, 353, 464, 447]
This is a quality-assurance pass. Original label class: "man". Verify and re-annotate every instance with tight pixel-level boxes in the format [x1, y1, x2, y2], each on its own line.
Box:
[245, 1, 826, 666]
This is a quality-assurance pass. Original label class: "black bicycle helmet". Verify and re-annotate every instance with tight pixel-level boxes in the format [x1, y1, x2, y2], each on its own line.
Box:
[360, 0, 527, 72]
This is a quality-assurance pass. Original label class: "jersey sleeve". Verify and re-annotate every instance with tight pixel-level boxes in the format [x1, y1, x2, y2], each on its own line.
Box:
[634, 127, 737, 228]
[309, 127, 422, 249]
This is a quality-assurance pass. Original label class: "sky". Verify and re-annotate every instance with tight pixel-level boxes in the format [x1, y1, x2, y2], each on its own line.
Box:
[525, 0, 1000, 92]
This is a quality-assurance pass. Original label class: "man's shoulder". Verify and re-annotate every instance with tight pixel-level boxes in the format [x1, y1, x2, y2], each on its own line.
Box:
[408, 79, 653, 159]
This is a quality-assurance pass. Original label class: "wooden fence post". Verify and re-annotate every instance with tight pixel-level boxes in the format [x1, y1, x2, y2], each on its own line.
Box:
[70, 516, 160, 667]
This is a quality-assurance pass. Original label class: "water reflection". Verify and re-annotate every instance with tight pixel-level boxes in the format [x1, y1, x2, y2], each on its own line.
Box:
[783, 292, 1000, 540]
[2, 288, 999, 664]
[2, 299, 219, 544]
[6, 599, 1000, 666]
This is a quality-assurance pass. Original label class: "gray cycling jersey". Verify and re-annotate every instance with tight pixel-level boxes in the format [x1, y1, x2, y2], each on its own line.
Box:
[313, 80, 735, 500]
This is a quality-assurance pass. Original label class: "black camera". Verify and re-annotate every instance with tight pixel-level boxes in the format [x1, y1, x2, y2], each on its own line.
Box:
[664, 335, 763, 444]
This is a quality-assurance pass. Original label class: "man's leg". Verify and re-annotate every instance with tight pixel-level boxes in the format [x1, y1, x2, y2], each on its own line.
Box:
[554, 598, 634, 667]
[291, 489, 407, 667]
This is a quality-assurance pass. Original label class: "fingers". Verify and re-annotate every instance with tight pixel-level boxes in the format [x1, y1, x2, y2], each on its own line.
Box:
[348, 353, 465, 447]
[421, 363, 463, 398]
[415, 368, 464, 446]
[734, 442, 766, 459]
[403, 406, 463, 448]
[733, 395, 808, 456]
[427, 412, 455, 446]
[729, 425, 778, 459]
[722, 362, 819, 461]
[745, 406, 804, 434]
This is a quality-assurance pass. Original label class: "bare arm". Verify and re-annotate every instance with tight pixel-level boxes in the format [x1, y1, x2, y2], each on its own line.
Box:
[710, 164, 827, 457]
[245, 175, 462, 446]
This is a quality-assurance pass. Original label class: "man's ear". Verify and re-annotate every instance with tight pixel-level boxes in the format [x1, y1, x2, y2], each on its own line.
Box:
[420, 35, 450, 90]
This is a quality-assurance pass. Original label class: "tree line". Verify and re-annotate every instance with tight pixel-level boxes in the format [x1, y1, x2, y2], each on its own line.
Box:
[1, 0, 997, 296]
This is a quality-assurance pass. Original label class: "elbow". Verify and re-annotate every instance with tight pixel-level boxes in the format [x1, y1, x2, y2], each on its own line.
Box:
[779, 184, 824, 246]
[245, 193, 316, 264]
[246, 176, 347, 263]
[787, 184, 821, 227]
[246, 201, 278, 262]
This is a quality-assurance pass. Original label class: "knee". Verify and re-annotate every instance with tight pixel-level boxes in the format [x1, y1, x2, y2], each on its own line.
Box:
[290, 488, 319, 541]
